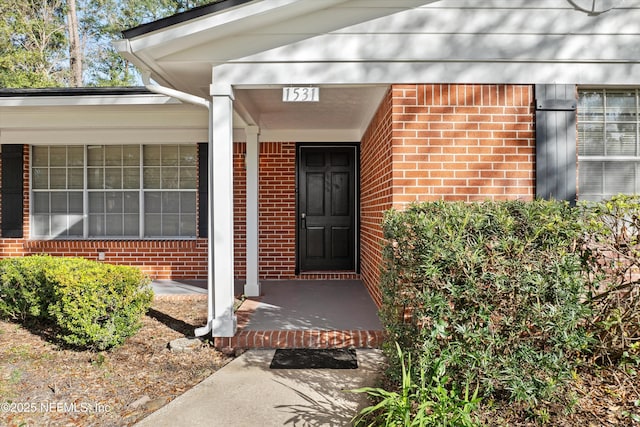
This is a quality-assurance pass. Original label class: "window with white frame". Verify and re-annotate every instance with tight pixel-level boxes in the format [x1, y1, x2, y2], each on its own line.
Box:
[578, 89, 640, 201]
[31, 144, 197, 239]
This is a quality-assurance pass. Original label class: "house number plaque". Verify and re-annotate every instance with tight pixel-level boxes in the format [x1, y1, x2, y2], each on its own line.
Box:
[282, 87, 319, 102]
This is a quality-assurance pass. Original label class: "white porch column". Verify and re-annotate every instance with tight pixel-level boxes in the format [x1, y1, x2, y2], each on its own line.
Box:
[244, 126, 261, 297]
[210, 83, 237, 337]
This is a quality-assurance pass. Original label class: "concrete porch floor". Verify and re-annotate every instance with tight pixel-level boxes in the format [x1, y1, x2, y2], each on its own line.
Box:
[152, 279, 385, 350]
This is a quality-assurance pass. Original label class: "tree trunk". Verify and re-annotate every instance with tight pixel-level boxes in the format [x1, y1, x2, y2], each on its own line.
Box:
[67, 0, 82, 86]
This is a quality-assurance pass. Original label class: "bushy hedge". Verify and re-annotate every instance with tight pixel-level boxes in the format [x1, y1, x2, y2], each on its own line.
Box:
[380, 200, 592, 403]
[579, 194, 640, 364]
[0, 256, 153, 350]
[0, 255, 57, 322]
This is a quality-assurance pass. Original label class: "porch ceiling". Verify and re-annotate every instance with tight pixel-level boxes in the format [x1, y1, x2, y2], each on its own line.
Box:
[232, 85, 389, 141]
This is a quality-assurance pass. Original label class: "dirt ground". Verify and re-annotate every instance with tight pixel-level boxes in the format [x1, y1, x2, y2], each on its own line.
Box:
[0, 296, 232, 427]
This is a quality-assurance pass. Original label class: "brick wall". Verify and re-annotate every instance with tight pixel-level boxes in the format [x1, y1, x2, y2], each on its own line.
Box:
[360, 89, 394, 307]
[0, 145, 208, 280]
[391, 84, 535, 206]
[0, 84, 535, 288]
[19, 240, 209, 279]
[258, 142, 297, 279]
[234, 142, 247, 279]
[360, 84, 536, 306]
[0, 140, 352, 282]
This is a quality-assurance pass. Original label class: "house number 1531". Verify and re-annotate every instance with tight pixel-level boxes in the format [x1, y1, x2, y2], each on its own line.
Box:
[282, 87, 320, 102]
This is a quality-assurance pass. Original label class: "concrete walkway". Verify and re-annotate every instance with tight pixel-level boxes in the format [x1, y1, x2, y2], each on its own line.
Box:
[151, 279, 207, 296]
[134, 349, 386, 427]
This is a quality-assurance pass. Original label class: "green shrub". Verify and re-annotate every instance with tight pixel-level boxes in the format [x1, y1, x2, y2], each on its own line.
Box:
[380, 200, 591, 404]
[0, 255, 152, 351]
[352, 343, 480, 427]
[0, 256, 56, 322]
[578, 194, 640, 364]
[46, 258, 153, 350]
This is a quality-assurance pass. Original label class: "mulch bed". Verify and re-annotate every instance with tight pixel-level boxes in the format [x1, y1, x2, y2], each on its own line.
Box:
[477, 365, 640, 426]
[0, 296, 232, 427]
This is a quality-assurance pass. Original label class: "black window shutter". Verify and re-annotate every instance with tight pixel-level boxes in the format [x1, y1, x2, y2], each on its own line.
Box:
[1, 145, 24, 238]
[535, 84, 577, 204]
[198, 143, 208, 238]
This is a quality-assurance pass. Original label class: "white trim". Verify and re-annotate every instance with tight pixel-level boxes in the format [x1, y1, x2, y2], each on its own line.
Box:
[123, 0, 351, 55]
[211, 85, 237, 337]
[2, 129, 208, 145]
[215, 61, 640, 86]
[260, 129, 365, 143]
[0, 94, 179, 107]
[244, 125, 260, 297]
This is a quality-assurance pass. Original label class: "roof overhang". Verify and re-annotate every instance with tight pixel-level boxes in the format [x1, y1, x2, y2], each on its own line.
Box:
[115, 0, 640, 141]
[0, 87, 179, 107]
[0, 88, 209, 145]
[115, 0, 358, 95]
[115, 0, 439, 141]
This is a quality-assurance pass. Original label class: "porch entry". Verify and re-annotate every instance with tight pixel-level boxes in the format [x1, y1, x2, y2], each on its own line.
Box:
[296, 144, 358, 273]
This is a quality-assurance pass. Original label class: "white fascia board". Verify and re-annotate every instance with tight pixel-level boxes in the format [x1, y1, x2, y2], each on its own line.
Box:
[1, 128, 208, 145]
[335, 5, 640, 36]
[162, 0, 441, 63]
[0, 104, 208, 131]
[233, 33, 640, 63]
[0, 93, 178, 107]
[212, 3, 638, 66]
[215, 61, 640, 86]
[125, 0, 350, 59]
[234, 128, 364, 143]
[115, 40, 186, 90]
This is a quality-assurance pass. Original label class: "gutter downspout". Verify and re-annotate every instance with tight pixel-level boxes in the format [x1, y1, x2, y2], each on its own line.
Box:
[141, 72, 210, 109]
[141, 72, 215, 338]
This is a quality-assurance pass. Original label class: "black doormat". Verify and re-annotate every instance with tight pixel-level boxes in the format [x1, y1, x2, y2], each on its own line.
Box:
[269, 348, 358, 369]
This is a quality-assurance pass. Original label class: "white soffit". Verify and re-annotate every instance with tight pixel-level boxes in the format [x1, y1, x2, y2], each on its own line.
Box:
[232, 85, 389, 141]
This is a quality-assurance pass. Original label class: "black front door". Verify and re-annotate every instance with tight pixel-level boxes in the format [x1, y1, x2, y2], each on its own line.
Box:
[297, 145, 357, 272]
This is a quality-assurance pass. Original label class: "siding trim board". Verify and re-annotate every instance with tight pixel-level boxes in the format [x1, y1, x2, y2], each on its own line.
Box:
[535, 84, 578, 204]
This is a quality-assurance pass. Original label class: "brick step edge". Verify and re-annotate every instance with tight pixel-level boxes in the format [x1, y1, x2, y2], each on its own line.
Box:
[214, 329, 386, 350]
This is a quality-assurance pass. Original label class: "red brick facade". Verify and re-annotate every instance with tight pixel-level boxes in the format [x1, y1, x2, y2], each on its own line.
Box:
[360, 88, 394, 306]
[19, 240, 209, 279]
[390, 84, 535, 205]
[0, 84, 536, 297]
[0, 145, 209, 279]
[233, 142, 247, 278]
[233, 141, 362, 281]
[256, 141, 296, 279]
[359, 84, 536, 306]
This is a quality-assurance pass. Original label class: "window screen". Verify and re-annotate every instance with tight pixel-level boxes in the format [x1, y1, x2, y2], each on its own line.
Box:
[31, 144, 197, 239]
[578, 89, 640, 201]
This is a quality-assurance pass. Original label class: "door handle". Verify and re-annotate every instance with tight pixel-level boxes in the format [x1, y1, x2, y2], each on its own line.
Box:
[301, 212, 306, 229]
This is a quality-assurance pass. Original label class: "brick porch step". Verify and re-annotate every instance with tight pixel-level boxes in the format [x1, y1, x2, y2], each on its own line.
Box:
[214, 329, 385, 350]
[213, 297, 386, 350]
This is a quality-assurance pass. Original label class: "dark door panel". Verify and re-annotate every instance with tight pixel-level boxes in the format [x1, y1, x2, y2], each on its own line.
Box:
[298, 146, 356, 271]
